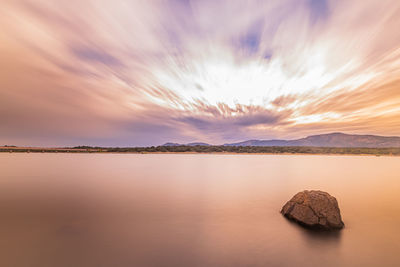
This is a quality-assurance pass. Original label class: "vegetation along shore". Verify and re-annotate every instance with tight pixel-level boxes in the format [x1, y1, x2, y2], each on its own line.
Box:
[1, 145, 400, 156]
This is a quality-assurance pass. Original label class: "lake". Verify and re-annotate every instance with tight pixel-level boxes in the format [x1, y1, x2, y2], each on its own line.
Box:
[1, 153, 400, 267]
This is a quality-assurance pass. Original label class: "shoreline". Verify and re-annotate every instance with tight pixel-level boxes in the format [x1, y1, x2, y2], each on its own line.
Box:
[1, 147, 399, 157]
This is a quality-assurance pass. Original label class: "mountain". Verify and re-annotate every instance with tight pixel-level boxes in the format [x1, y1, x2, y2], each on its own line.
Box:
[224, 133, 400, 148]
[162, 142, 182, 146]
[223, 139, 291, 146]
[187, 142, 210, 146]
[163, 142, 210, 146]
[163, 133, 400, 148]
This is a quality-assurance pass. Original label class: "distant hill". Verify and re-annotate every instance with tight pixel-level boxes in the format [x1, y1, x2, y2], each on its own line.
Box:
[162, 133, 400, 148]
[163, 142, 210, 146]
[224, 133, 400, 148]
[162, 142, 182, 146]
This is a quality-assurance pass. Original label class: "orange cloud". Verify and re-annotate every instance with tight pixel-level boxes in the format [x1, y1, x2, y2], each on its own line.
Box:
[1, 0, 400, 145]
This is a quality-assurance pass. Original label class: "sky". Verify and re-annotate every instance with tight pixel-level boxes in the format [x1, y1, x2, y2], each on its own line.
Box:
[1, 0, 400, 146]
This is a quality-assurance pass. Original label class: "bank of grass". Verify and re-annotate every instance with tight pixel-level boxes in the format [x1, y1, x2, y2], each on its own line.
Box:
[1, 145, 400, 156]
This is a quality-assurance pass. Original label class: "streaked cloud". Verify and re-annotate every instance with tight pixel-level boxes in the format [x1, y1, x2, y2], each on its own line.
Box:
[0, 0, 399, 146]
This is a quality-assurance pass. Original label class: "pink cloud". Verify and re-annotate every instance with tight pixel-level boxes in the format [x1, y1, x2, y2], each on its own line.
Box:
[1, 0, 400, 146]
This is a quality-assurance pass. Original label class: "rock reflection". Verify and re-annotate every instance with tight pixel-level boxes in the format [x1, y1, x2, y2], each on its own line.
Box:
[283, 217, 342, 248]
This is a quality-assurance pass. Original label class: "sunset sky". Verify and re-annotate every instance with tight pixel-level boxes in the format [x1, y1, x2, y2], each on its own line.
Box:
[1, 0, 400, 146]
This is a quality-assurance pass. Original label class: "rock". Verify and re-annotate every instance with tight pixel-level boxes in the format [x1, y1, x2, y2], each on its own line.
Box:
[281, 190, 344, 230]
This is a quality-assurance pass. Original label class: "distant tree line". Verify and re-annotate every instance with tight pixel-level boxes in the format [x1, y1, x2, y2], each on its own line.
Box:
[103, 145, 400, 155]
[2, 145, 399, 155]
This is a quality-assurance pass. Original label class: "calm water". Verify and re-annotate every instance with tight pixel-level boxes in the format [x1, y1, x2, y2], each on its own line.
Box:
[1, 153, 400, 267]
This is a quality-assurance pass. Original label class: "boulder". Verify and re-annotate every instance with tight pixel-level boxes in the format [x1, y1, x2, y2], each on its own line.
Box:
[281, 190, 344, 230]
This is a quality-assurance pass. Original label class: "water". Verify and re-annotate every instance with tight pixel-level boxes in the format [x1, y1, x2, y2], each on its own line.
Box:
[1, 153, 400, 267]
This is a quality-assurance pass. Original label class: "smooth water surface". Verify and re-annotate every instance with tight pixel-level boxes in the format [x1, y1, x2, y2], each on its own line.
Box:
[1, 153, 400, 267]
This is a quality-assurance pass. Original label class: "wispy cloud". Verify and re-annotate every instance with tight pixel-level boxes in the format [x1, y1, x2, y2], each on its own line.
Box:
[0, 0, 400, 145]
